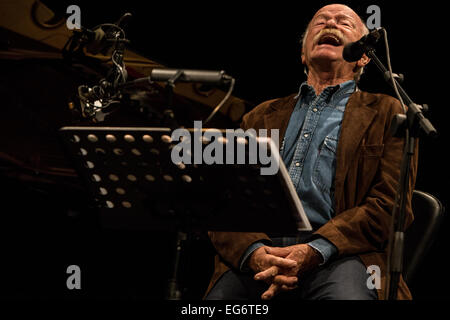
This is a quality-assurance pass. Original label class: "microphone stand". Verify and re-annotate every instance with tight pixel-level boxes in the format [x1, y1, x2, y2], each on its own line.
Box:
[121, 69, 187, 300]
[364, 49, 437, 300]
[159, 71, 187, 300]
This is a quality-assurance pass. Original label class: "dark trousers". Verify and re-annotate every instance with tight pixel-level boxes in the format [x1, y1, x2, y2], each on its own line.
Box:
[205, 255, 378, 300]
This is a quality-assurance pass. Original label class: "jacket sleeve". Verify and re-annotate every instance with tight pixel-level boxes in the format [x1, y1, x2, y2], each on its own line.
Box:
[208, 232, 271, 269]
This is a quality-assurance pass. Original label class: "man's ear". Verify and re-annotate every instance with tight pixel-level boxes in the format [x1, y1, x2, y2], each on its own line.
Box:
[357, 53, 370, 68]
[301, 48, 306, 65]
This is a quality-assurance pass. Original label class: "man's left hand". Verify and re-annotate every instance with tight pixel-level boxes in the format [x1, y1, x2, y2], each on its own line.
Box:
[254, 244, 323, 300]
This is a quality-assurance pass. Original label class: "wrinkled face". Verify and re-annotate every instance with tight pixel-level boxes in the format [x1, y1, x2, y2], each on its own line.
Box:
[302, 4, 366, 66]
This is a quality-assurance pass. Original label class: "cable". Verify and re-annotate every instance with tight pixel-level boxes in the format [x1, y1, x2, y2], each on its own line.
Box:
[382, 28, 407, 115]
[91, 23, 126, 40]
[382, 27, 413, 300]
[203, 78, 235, 125]
[111, 49, 127, 86]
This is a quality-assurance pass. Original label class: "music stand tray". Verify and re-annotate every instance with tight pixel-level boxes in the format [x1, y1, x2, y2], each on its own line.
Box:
[59, 126, 312, 236]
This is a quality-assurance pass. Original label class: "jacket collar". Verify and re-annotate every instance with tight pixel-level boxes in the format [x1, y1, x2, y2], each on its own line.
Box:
[334, 91, 379, 212]
[263, 94, 298, 141]
[263, 90, 378, 142]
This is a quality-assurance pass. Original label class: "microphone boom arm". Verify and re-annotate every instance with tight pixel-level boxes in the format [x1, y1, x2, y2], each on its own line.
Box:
[365, 50, 436, 137]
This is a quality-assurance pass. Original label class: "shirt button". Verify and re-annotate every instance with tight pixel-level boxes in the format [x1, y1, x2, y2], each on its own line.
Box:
[304, 133, 309, 138]
[313, 107, 318, 112]
[295, 162, 301, 167]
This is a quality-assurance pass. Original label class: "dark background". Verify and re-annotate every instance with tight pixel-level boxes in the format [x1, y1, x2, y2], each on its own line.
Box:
[0, 0, 448, 301]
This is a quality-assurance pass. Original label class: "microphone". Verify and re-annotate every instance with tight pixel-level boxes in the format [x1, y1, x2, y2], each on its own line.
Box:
[149, 68, 232, 85]
[343, 27, 383, 62]
[84, 27, 107, 55]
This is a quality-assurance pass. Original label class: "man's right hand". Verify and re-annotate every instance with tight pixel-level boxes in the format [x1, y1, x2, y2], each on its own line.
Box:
[248, 246, 297, 281]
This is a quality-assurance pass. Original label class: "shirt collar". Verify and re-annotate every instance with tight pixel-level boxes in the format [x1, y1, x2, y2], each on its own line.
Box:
[294, 80, 356, 102]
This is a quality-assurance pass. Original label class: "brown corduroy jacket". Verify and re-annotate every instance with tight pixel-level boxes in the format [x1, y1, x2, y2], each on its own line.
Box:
[206, 90, 418, 300]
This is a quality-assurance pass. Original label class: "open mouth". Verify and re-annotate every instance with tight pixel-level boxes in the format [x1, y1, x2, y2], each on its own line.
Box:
[317, 33, 343, 47]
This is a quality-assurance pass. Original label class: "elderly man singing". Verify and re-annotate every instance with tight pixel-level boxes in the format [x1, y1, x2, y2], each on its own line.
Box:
[205, 3, 417, 300]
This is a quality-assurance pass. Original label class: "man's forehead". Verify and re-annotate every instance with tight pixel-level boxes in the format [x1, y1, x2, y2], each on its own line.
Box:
[312, 4, 359, 20]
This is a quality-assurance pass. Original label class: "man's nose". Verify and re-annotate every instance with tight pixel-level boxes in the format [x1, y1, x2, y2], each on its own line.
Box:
[325, 18, 338, 28]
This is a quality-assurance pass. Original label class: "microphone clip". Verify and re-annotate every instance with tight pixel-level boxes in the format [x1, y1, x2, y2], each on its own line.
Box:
[73, 13, 133, 122]
[343, 27, 384, 62]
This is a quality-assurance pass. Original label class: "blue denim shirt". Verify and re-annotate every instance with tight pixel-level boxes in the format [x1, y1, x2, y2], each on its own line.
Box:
[240, 80, 356, 270]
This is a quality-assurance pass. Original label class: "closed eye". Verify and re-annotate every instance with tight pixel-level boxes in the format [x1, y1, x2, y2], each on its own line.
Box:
[312, 16, 327, 26]
[338, 18, 355, 28]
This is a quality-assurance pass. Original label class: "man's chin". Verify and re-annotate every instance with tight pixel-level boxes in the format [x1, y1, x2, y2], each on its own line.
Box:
[313, 45, 343, 57]
[309, 47, 343, 63]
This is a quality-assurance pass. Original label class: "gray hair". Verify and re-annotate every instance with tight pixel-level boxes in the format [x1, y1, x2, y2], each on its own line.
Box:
[300, 15, 370, 82]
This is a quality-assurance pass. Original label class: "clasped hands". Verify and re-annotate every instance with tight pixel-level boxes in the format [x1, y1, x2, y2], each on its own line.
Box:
[248, 244, 322, 300]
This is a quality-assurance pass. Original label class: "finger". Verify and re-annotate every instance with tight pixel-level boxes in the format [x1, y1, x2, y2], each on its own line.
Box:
[265, 246, 292, 257]
[261, 283, 281, 300]
[254, 266, 278, 281]
[273, 275, 298, 287]
[266, 255, 297, 269]
[261, 282, 298, 301]
[281, 284, 298, 291]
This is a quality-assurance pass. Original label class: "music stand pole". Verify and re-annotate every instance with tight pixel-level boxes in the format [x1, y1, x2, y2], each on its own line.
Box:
[166, 231, 187, 300]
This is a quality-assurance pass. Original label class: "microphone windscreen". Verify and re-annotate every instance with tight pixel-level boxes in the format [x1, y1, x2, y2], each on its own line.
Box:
[85, 28, 106, 55]
[342, 42, 364, 62]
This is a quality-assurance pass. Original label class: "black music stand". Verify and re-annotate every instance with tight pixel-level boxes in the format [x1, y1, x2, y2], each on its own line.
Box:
[59, 126, 312, 299]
